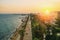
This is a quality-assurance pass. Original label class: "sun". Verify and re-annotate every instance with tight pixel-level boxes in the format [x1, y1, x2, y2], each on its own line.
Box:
[45, 10, 50, 15]
[40, 9, 51, 23]
[42, 9, 50, 16]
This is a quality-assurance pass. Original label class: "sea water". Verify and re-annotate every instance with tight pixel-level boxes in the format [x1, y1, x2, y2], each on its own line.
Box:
[0, 14, 27, 40]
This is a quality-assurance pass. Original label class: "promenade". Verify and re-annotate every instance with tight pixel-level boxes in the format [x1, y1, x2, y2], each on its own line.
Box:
[23, 15, 32, 40]
[10, 15, 32, 40]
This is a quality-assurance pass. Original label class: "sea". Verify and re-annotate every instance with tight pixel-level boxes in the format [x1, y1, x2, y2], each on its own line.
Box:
[0, 14, 28, 40]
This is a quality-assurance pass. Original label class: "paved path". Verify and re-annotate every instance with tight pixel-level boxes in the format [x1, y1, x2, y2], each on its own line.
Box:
[10, 16, 28, 40]
[10, 15, 32, 40]
[23, 16, 32, 40]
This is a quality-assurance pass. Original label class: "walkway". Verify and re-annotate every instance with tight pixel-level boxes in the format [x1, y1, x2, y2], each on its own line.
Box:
[23, 16, 32, 40]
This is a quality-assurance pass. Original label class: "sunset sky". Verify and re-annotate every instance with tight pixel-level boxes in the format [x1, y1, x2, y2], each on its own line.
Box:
[0, 0, 60, 13]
